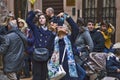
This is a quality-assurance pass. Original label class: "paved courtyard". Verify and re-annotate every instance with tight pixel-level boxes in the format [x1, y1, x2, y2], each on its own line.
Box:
[0, 70, 32, 80]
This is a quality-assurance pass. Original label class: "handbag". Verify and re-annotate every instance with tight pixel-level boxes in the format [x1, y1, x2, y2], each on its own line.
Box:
[48, 46, 66, 80]
[33, 48, 49, 61]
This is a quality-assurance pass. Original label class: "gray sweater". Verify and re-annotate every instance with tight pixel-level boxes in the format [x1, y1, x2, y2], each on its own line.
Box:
[75, 27, 94, 52]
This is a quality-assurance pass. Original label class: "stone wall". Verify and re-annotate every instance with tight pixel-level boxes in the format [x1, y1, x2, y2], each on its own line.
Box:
[116, 0, 120, 42]
[3, 0, 120, 42]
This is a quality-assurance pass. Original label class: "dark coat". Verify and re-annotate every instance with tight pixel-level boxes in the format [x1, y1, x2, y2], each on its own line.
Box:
[0, 26, 8, 35]
[90, 29, 105, 52]
[54, 17, 86, 80]
[26, 29, 35, 54]
[26, 11, 55, 80]
[106, 55, 120, 79]
[26, 11, 54, 49]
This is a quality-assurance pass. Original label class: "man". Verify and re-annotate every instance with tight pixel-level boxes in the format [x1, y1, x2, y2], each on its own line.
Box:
[46, 7, 55, 19]
[0, 20, 27, 80]
[46, 7, 64, 26]
[87, 20, 105, 52]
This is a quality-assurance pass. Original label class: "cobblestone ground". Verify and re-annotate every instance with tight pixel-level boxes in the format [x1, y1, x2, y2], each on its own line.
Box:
[0, 70, 9, 80]
[20, 78, 32, 80]
[0, 70, 32, 80]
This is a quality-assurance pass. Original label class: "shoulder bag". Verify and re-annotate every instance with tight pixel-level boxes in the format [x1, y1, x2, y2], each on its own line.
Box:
[33, 47, 49, 61]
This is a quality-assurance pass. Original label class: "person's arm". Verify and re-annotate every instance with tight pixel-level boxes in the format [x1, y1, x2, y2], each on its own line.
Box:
[83, 31, 94, 52]
[108, 23, 115, 34]
[26, 11, 37, 32]
[106, 56, 119, 72]
[66, 16, 79, 41]
[27, 30, 35, 45]
[46, 33, 56, 59]
[57, 13, 79, 42]
[0, 35, 9, 55]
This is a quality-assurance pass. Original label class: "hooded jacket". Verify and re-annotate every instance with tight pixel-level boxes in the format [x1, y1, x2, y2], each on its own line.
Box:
[0, 26, 27, 73]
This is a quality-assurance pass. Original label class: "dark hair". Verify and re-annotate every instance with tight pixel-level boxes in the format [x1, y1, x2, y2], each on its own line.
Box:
[36, 14, 49, 26]
[85, 19, 95, 27]
[87, 19, 94, 24]
[77, 17, 84, 26]
[76, 17, 86, 33]
[50, 16, 64, 26]
[100, 22, 108, 27]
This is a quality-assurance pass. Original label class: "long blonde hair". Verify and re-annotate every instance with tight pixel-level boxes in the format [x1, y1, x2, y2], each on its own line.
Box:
[18, 18, 28, 32]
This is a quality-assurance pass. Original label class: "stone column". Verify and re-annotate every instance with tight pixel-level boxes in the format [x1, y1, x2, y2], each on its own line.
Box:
[116, 0, 120, 42]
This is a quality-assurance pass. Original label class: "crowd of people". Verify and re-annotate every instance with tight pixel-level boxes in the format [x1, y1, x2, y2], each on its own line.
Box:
[0, 7, 120, 80]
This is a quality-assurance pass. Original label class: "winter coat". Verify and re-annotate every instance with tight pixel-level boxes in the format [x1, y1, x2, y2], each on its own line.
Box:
[75, 27, 94, 52]
[75, 27, 94, 65]
[54, 17, 85, 80]
[0, 29, 27, 73]
[26, 11, 54, 49]
[90, 29, 105, 52]
[26, 11, 55, 80]
[26, 29, 35, 54]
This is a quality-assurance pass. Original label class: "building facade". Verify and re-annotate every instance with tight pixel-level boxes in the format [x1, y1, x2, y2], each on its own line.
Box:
[0, 0, 120, 42]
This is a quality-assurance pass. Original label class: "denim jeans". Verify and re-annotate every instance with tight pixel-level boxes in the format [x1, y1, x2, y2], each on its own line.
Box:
[23, 55, 31, 77]
[76, 63, 86, 80]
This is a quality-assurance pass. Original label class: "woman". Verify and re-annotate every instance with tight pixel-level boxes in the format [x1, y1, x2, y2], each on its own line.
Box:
[48, 13, 86, 80]
[26, 9, 55, 80]
[17, 18, 34, 78]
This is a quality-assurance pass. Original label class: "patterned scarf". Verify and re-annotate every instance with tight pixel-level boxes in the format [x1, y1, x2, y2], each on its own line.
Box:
[54, 36, 78, 77]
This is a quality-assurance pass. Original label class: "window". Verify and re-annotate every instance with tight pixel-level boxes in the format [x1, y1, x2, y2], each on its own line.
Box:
[83, 0, 116, 25]
[66, 0, 75, 6]
[82, 0, 97, 23]
[82, 0, 116, 42]
[102, 0, 116, 26]
[14, 0, 28, 19]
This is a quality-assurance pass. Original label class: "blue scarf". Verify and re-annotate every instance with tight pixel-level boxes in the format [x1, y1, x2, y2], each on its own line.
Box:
[54, 36, 78, 77]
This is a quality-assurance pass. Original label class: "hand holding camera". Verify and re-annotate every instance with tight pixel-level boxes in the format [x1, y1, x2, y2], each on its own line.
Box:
[34, 9, 42, 18]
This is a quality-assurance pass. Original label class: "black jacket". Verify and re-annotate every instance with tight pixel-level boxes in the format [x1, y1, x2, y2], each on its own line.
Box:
[90, 29, 105, 52]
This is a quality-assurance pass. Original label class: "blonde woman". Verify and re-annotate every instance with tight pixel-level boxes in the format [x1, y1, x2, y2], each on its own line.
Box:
[48, 13, 86, 80]
[18, 18, 34, 78]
